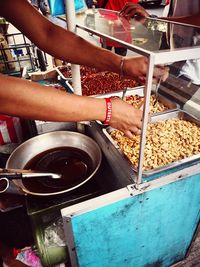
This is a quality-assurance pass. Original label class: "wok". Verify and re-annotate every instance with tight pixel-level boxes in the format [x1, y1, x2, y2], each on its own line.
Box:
[6, 131, 102, 196]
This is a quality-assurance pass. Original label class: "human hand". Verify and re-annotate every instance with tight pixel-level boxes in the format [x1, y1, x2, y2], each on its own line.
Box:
[109, 97, 142, 138]
[119, 3, 149, 20]
[122, 57, 169, 83]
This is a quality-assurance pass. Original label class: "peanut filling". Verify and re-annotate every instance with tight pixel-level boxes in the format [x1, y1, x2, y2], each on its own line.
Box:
[111, 118, 200, 171]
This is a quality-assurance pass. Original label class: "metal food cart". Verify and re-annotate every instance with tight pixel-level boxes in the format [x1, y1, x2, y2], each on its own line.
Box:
[58, 7, 200, 267]
[4, 5, 200, 267]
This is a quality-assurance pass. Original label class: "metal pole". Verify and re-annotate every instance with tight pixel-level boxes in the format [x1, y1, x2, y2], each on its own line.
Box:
[65, 0, 82, 95]
[136, 54, 155, 185]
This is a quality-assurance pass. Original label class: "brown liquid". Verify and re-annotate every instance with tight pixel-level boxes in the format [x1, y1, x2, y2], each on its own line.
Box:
[23, 147, 93, 194]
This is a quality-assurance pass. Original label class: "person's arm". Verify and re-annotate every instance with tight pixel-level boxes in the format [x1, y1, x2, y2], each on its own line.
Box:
[120, 2, 200, 27]
[0, 74, 142, 138]
[0, 0, 167, 139]
[0, 0, 121, 72]
[160, 13, 200, 26]
[0, 0, 166, 81]
[120, 3, 149, 19]
[0, 0, 120, 73]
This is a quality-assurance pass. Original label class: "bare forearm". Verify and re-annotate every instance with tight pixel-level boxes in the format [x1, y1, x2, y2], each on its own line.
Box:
[0, 74, 144, 137]
[161, 13, 200, 26]
[40, 25, 122, 73]
[0, 75, 106, 122]
[0, 0, 121, 74]
[0, 0, 168, 81]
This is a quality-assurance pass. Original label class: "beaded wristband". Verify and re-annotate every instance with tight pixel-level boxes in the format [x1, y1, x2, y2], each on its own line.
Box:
[103, 98, 112, 125]
[13, 248, 21, 257]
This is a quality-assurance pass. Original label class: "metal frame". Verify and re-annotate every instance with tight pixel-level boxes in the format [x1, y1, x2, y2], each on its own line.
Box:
[62, 216, 78, 267]
[73, 9, 200, 185]
[65, 0, 82, 95]
[0, 32, 35, 74]
[137, 54, 154, 184]
[62, 162, 200, 217]
[0, 32, 48, 75]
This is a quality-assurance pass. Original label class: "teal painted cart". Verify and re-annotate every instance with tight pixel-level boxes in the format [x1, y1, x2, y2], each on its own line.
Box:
[61, 123, 200, 267]
[59, 6, 200, 267]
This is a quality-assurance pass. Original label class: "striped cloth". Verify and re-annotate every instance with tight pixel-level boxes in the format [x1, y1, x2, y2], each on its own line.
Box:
[0, 115, 23, 145]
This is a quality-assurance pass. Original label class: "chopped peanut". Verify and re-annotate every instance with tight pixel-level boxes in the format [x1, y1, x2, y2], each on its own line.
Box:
[111, 118, 200, 171]
[125, 94, 168, 113]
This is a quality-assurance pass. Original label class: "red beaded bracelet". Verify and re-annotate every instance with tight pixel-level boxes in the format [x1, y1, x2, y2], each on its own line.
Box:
[103, 98, 112, 125]
[13, 247, 21, 257]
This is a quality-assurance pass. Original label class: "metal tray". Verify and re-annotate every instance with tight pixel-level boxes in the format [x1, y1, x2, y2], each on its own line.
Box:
[94, 86, 143, 98]
[102, 110, 200, 176]
[55, 65, 72, 81]
[94, 86, 180, 114]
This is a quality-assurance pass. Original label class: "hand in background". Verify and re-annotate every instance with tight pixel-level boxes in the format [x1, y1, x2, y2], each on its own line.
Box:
[123, 57, 169, 83]
[120, 3, 149, 20]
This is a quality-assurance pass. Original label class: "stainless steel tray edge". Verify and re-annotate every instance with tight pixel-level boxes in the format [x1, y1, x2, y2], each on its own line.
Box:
[94, 86, 180, 112]
[102, 127, 137, 172]
[93, 86, 144, 98]
[102, 127, 139, 174]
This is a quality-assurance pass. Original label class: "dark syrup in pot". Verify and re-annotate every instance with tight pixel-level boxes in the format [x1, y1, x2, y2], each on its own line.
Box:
[23, 147, 93, 193]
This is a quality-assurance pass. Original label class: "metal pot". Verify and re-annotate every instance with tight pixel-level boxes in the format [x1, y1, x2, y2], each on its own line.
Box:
[6, 131, 102, 196]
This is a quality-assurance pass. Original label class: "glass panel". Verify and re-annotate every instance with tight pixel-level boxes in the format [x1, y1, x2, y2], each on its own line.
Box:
[83, 9, 200, 52]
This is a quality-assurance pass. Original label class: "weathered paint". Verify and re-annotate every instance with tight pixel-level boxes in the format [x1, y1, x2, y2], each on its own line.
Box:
[70, 173, 200, 267]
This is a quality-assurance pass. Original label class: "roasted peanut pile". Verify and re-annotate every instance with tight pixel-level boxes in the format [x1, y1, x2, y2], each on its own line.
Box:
[111, 118, 200, 171]
[125, 94, 168, 113]
[59, 66, 140, 96]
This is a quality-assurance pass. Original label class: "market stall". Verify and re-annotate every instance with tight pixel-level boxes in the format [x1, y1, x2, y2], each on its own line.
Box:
[1, 5, 200, 267]
[59, 7, 199, 267]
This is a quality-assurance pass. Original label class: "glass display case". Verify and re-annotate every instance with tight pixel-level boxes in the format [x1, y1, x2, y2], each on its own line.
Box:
[75, 8, 200, 184]
[55, 10, 200, 267]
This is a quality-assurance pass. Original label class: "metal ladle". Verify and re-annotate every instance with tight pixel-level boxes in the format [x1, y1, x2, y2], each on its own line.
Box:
[0, 168, 61, 180]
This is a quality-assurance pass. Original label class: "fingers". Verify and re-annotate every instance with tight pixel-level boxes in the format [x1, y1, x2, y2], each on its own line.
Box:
[110, 98, 143, 138]
[153, 65, 169, 82]
[125, 56, 169, 85]
[134, 116, 142, 129]
[120, 3, 149, 19]
[123, 56, 148, 79]
[161, 66, 169, 81]
[124, 128, 141, 139]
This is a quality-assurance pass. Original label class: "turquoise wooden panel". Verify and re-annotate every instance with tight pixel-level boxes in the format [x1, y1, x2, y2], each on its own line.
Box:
[70, 174, 200, 267]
